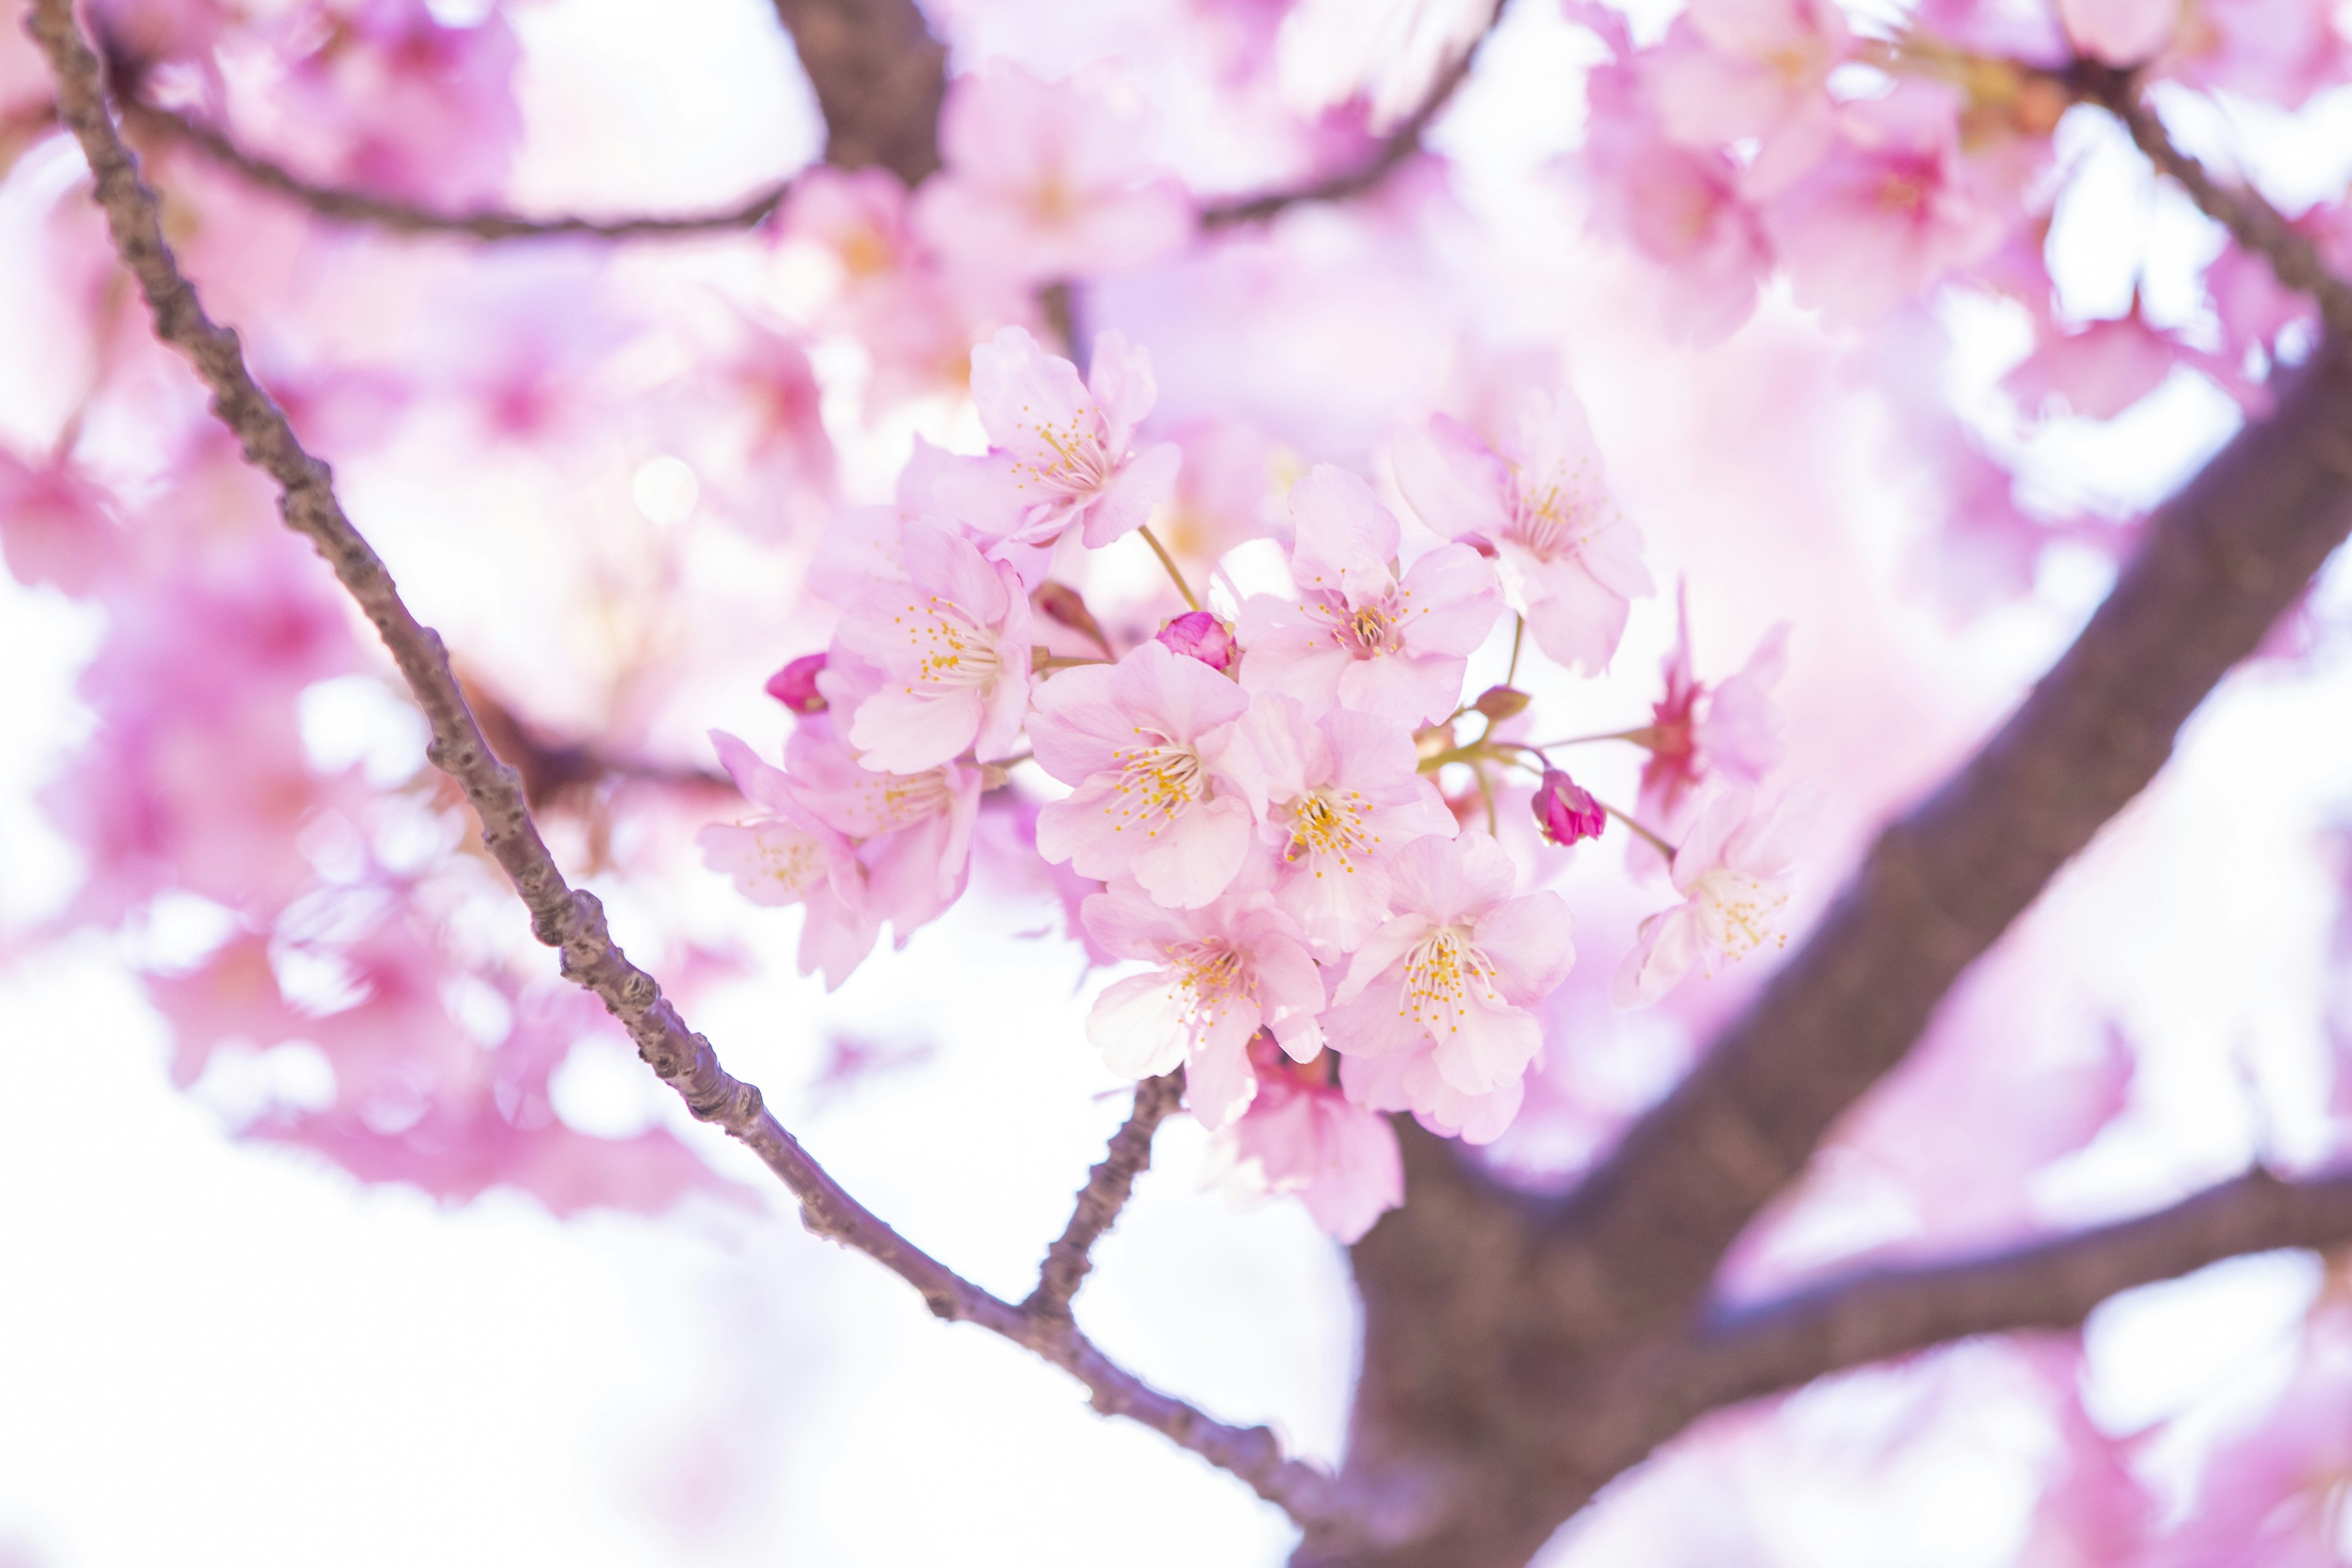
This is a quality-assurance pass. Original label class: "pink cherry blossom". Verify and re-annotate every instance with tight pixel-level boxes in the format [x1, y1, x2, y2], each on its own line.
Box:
[785, 166, 916, 289]
[1613, 785, 1818, 1009]
[777, 679, 985, 944]
[1237, 464, 1501, 726]
[941, 325, 1183, 554]
[1760, 85, 2009, 328]
[1646, 0, 1852, 197]
[913, 59, 1193, 285]
[2158, 0, 2351, 108]
[1242, 692, 1457, 954]
[2057, 0, 2179, 65]
[1392, 388, 1654, 674]
[1080, 881, 1326, 1129]
[699, 731, 877, 990]
[1156, 609, 1237, 670]
[1339, 1033, 1528, 1145]
[831, 518, 1034, 774]
[1324, 832, 1575, 1098]
[1204, 1041, 1403, 1243]
[1638, 586, 1792, 835]
[1028, 639, 1261, 909]
[0, 445, 119, 595]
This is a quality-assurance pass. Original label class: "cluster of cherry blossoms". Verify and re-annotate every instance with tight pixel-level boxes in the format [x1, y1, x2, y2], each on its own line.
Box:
[701, 325, 1807, 1240]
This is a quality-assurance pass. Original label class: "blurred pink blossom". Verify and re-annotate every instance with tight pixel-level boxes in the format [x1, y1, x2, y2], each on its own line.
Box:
[1207, 1039, 1403, 1242]
[1615, 785, 1817, 1009]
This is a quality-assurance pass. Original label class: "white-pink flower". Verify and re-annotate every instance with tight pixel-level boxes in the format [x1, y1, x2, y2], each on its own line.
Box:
[1029, 639, 1262, 909]
[832, 518, 1033, 773]
[1323, 832, 1574, 1098]
[1237, 465, 1501, 726]
[913, 59, 1193, 285]
[698, 732, 877, 989]
[778, 670, 985, 944]
[1205, 1042, 1404, 1243]
[941, 326, 1182, 553]
[1613, 784, 1820, 1009]
[1081, 881, 1327, 1129]
[1339, 1036, 1527, 1146]
[1392, 389, 1654, 676]
[1647, 0, 1852, 197]
[1242, 693, 1457, 955]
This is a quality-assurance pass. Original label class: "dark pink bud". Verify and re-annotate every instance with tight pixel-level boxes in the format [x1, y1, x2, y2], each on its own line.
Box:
[765, 652, 828, 714]
[1534, 767, 1605, 847]
[1156, 610, 1237, 671]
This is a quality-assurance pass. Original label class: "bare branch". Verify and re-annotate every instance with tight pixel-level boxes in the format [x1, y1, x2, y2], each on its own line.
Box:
[2071, 61, 2352, 337]
[1025, 1072, 1186, 1319]
[124, 99, 795, 241]
[1199, 2, 1499, 230]
[24, 0, 1336, 1526]
[1695, 1167, 2352, 1407]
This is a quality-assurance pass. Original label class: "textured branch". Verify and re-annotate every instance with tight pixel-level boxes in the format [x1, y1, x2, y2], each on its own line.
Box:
[1199, 3, 1499, 230]
[26, 0, 1335, 1526]
[1695, 1167, 2352, 1408]
[767, 0, 946, 185]
[2073, 61, 2352, 337]
[125, 100, 795, 240]
[1025, 1071, 1185, 1318]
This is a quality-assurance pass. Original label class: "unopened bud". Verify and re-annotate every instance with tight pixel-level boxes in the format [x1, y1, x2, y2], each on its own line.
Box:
[1472, 685, 1531, 721]
[1533, 767, 1605, 847]
[1156, 610, 1237, 671]
[765, 652, 828, 714]
[1033, 580, 1109, 651]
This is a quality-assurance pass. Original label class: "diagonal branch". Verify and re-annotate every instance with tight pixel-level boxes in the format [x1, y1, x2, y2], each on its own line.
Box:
[1199, 2, 1499, 230]
[124, 99, 796, 240]
[1694, 1167, 2352, 1408]
[24, 0, 1337, 1528]
[2071, 61, 2352, 337]
[1025, 1071, 1185, 1318]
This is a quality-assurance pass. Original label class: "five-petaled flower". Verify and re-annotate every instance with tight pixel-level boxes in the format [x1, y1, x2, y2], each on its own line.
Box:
[1613, 783, 1820, 1009]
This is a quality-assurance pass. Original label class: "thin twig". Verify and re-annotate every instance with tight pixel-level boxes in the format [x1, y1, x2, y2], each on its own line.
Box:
[24, 0, 1337, 1526]
[2072, 61, 2352, 337]
[1198, 2, 1499, 230]
[1025, 1071, 1186, 1317]
[125, 99, 796, 241]
[1139, 523, 1202, 611]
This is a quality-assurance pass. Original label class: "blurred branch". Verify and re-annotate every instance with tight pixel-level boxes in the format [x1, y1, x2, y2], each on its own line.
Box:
[25, 0, 1340, 1529]
[1025, 1071, 1185, 1319]
[462, 680, 731, 809]
[1198, 1, 1500, 231]
[767, 0, 946, 185]
[2071, 61, 2352, 336]
[1694, 1167, 2352, 1408]
[120, 99, 792, 239]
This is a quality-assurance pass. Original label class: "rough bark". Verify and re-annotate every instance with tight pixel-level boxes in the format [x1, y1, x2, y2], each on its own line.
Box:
[769, 0, 947, 185]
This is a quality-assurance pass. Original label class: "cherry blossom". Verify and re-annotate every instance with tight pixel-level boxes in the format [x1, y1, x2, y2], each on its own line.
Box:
[1243, 693, 1457, 954]
[941, 325, 1183, 555]
[1324, 832, 1575, 1099]
[1237, 464, 1501, 726]
[766, 653, 829, 714]
[1533, 768, 1605, 847]
[1638, 587, 1792, 835]
[1204, 1039, 1404, 1242]
[1646, 0, 1852, 198]
[1028, 638, 1261, 909]
[913, 59, 1193, 285]
[1156, 609, 1238, 670]
[2057, 0, 2180, 66]
[1080, 881, 1326, 1128]
[831, 518, 1035, 774]
[1392, 388, 1653, 674]
[699, 732, 877, 989]
[1613, 785, 1819, 1009]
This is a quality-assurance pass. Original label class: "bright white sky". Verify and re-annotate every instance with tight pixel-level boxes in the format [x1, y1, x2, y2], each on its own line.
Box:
[4, 0, 2352, 1564]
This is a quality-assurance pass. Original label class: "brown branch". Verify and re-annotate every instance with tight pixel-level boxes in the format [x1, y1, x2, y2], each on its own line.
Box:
[1694, 1167, 2352, 1408]
[24, 0, 1338, 1528]
[2071, 61, 2352, 337]
[1025, 1071, 1185, 1318]
[1199, 2, 1499, 230]
[768, 0, 946, 186]
[124, 99, 795, 241]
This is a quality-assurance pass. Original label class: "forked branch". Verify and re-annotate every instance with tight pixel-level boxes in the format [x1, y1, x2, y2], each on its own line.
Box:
[24, 0, 1335, 1528]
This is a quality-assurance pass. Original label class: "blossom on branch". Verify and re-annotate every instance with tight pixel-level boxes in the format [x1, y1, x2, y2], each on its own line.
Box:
[1205, 1039, 1404, 1242]
[699, 733, 877, 989]
[1612, 783, 1819, 1009]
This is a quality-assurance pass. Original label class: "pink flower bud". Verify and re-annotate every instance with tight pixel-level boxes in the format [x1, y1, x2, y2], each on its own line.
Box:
[1534, 767, 1605, 847]
[1156, 610, 1237, 671]
[765, 652, 829, 714]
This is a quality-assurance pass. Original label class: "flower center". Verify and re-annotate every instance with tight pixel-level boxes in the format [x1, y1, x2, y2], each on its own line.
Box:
[1012, 407, 1115, 499]
[838, 767, 954, 839]
[1695, 869, 1790, 964]
[1509, 472, 1602, 563]
[1166, 940, 1247, 1028]
[1106, 741, 1207, 836]
[893, 595, 1001, 692]
[1284, 789, 1375, 873]
[1400, 925, 1503, 1038]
